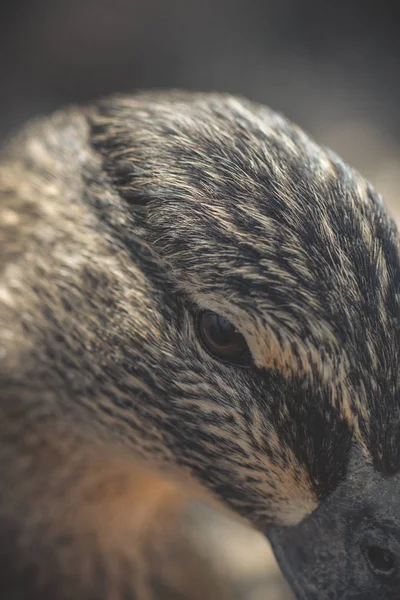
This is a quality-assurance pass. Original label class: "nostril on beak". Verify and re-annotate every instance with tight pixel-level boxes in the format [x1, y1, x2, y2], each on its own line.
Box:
[365, 546, 396, 575]
[361, 532, 398, 578]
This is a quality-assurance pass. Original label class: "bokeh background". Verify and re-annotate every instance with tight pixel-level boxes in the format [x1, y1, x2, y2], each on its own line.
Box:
[1, 1, 399, 598]
[1, 0, 399, 217]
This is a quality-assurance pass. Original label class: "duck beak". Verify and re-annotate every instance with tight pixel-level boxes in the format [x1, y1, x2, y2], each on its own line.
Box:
[268, 450, 400, 599]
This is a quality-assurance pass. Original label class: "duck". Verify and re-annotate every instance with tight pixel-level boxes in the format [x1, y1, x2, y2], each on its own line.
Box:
[0, 90, 399, 599]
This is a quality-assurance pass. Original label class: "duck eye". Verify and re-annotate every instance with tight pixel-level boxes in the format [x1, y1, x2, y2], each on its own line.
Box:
[197, 311, 252, 367]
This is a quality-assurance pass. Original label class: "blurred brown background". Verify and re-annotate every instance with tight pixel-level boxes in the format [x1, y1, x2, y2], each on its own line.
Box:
[1, 1, 398, 597]
[1, 0, 399, 219]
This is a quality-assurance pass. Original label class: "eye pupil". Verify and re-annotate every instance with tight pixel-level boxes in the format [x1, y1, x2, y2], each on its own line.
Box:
[206, 315, 239, 346]
[197, 311, 252, 367]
